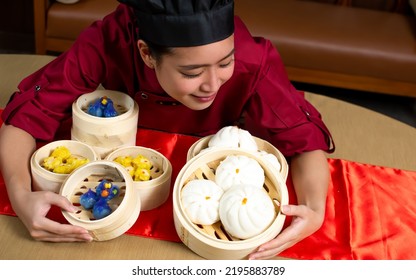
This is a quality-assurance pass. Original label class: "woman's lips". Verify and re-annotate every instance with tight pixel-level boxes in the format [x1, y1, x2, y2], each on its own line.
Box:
[192, 93, 217, 103]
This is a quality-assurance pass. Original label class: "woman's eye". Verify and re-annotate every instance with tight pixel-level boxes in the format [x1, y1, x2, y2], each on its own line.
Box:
[182, 72, 202, 79]
[219, 59, 234, 68]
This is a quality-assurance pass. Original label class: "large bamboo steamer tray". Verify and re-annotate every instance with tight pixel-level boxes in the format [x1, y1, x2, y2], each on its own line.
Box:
[30, 140, 99, 193]
[173, 148, 289, 260]
[60, 160, 141, 241]
[105, 146, 173, 211]
[187, 135, 289, 182]
[71, 90, 139, 159]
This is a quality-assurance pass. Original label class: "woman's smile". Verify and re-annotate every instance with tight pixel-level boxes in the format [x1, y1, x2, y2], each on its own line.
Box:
[191, 92, 217, 103]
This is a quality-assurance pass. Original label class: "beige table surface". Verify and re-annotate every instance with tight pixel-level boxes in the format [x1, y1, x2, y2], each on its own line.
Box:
[0, 54, 415, 260]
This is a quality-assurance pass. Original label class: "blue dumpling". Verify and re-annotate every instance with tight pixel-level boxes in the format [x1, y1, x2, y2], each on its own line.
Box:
[92, 198, 112, 220]
[106, 184, 120, 200]
[95, 180, 107, 197]
[103, 98, 118, 117]
[87, 98, 103, 117]
[79, 189, 98, 210]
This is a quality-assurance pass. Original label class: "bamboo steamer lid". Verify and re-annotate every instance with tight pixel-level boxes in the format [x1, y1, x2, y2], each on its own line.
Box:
[71, 90, 139, 159]
[173, 148, 289, 260]
[60, 160, 141, 241]
[187, 135, 289, 181]
[105, 146, 173, 211]
[30, 140, 99, 193]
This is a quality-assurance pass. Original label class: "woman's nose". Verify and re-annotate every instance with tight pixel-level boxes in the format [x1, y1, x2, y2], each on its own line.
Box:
[201, 68, 221, 93]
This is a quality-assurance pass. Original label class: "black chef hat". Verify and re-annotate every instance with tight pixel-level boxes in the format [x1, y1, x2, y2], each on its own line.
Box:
[118, 0, 234, 47]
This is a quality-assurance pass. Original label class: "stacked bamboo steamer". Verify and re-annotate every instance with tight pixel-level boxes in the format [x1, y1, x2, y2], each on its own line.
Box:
[31, 144, 172, 241]
[30, 90, 172, 240]
[174, 131, 289, 260]
[71, 89, 139, 159]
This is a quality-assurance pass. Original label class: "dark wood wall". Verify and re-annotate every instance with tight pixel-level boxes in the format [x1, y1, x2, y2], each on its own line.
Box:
[0, 0, 34, 53]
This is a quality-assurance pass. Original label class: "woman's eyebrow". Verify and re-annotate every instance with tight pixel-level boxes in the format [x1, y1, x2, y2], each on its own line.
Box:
[178, 49, 235, 70]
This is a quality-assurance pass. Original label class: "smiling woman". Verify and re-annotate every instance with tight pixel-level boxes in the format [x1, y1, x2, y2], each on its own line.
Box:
[140, 37, 235, 111]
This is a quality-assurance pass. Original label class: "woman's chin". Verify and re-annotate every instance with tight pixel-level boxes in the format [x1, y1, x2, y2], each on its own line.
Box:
[187, 101, 214, 111]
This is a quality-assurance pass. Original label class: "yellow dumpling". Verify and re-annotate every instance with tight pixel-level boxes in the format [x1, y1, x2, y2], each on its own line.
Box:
[50, 146, 71, 160]
[42, 156, 63, 171]
[53, 164, 74, 174]
[134, 168, 151, 181]
[125, 165, 135, 177]
[114, 156, 133, 168]
[113, 154, 152, 181]
[132, 155, 152, 170]
[67, 156, 89, 170]
[41, 147, 89, 174]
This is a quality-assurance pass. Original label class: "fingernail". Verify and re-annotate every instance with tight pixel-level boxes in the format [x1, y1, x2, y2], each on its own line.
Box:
[281, 205, 289, 213]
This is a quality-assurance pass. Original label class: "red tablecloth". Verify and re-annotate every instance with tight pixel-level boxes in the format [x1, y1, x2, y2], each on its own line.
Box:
[1, 111, 416, 260]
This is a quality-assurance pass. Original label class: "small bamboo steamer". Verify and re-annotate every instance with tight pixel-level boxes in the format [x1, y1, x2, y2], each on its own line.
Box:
[60, 160, 141, 241]
[71, 89, 139, 159]
[173, 148, 289, 260]
[187, 135, 289, 181]
[30, 140, 100, 193]
[105, 146, 173, 211]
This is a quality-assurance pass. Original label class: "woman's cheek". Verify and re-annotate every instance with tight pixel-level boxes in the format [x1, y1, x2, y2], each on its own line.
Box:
[175, 79, 201, 94]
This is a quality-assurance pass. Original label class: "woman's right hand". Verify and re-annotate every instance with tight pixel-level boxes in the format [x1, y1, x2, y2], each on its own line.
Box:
[0, 124, 92, 242]
[12, 187, 93, 242]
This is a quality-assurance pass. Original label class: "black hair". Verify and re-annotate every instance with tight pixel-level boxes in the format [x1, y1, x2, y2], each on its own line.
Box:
[144, 40, 174, 64]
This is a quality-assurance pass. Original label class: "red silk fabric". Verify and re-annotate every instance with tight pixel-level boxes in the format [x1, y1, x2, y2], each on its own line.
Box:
[1, 110, 416, 259]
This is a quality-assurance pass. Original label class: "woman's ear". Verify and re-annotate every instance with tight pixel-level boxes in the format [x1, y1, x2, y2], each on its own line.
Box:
[137, 40, 155, 69]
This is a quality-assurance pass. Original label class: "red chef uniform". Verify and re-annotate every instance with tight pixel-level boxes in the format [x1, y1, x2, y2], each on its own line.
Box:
[1, 4, 333, 157]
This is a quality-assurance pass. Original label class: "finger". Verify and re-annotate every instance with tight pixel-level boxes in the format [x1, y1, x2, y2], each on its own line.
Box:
[30, 216, 92, 241]
[42, 218, 91, 236]
[248, 230, 295, 260]
[32, 229, 93, 242]
[42, 192, 78, 213]
[248, 215, 303, 259]
[249, 244, 289, 260]
[281, 204, 307, 217]
[31, 225, 93, 242]
[43, 233, 93, 242]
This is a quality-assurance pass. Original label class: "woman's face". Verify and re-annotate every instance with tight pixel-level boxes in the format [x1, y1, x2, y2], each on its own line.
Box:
[153, 35, 235, 110]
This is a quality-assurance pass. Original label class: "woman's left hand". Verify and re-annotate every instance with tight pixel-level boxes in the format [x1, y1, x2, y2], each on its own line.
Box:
[249, 150, 329, 260]
[248, 203, 324, 260]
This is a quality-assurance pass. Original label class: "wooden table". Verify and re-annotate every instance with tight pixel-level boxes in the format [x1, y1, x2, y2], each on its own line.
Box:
[0, 54, 415, 260]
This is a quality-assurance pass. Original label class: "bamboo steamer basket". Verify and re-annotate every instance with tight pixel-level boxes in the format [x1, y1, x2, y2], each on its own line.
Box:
[60, 160, 141, 241]
[71, 89, 139, 159]
[187, 135, 289, 181]
[105, 146, 172, 211]
[30, 140, 99, 193]
[173, 148, 289, 260]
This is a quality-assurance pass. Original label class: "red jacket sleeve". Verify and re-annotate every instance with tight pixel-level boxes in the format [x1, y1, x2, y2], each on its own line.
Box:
[242, 39, 334, 157]
[1, 5, 135, 141]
